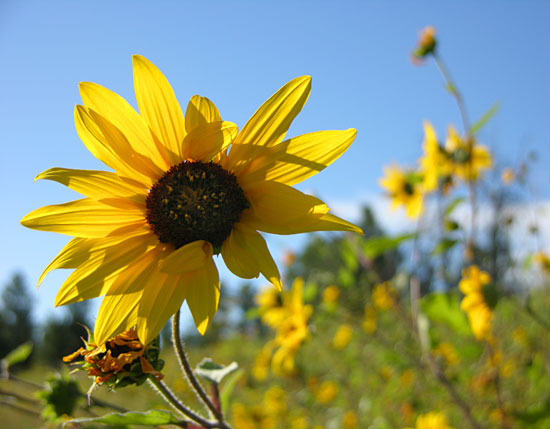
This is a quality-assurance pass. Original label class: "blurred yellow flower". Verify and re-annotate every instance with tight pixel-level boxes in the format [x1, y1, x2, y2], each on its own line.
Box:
[445, 126, 492, 182]
[252, 345, 272, 381]
[290, 416, 309, 429]
[432, 341, 459, 366]
[231, 403, 275, 429]
[362, 304, 377, 333]
[372, 281, 397, 310]
[414, 411, 453, 429]
[533, 251, 550, 275]
[256, 287, 286, 328]
[21, 56, 361, 346]
[323, 285, 340, 304]
[419, 121, 453, 193]
[314, 380, 339, 404]
[264, 386, 287, 416]
[501, 167, 515, 185]
[257, 278, 312, 376]
[333, 324, 353, 350]
[379, 165, 424, 219]
[343, 410, 359, 429]
[459, 265, 493, 340]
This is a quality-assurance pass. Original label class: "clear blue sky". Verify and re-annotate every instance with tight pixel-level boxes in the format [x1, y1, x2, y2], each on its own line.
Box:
[1, 1, 549, 324]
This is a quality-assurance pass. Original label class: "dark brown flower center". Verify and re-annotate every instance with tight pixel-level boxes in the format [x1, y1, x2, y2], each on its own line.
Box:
[146, 161, 249, 251]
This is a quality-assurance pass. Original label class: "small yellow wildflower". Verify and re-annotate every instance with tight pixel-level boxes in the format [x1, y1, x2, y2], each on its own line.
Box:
[256, 287, 285, 328]
[533, 251, 550, 276]
[343, 410, 359, 429]
[501, 168, 515, 185]
[414, 411, 453, 429]
[372, 281, 397, 310]
[445, 126, 492, 182]
[257, 278, 312, 376]
[459, 265, 493, 340]
[323, 285, 340, 304]
[264, 386, 287, 416]
[419, 121, 453, 193]
[432, 342, 459, 366]
[333, 324, 353, 350]
[362, 304, 377, 333]
[314, 380, 338, 404]
[379, 165, 424, 219]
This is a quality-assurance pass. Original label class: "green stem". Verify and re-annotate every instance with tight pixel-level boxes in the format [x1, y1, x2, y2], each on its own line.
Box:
[172, 310, 229, 428]
[148, 376, 213, 428]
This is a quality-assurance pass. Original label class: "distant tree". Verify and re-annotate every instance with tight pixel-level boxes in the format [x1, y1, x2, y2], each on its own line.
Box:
[40, 301, 91, 366]
[0, 273, 34, 361]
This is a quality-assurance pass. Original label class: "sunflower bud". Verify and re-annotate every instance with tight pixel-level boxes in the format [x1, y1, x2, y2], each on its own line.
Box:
[412, 26, 437, 63]
[63, 327, 164, 389]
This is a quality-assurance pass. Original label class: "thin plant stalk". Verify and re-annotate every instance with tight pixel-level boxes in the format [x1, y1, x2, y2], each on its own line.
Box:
[171, 310, 229, 428]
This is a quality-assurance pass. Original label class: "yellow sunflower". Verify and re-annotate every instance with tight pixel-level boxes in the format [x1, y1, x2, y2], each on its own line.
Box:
[379, 165, 424, 219]
[445, 126, 492, 182]
[418, 121, 453, 193]
[21, 55, 361, 346]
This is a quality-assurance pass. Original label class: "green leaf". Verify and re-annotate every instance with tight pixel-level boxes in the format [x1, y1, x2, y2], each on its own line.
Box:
[220, 368, 244, 412]
[363, 234, 416, 259]
[444, 197, 465, 216]
[470, 102, 500, 134]
[512, 397, 550, 425]
[195, 358, 238, 384]
[65, 410, 180, 426]
[432, 238, 458, 256]
[420, 292, 471, 336]
[3, 341, 33, 368]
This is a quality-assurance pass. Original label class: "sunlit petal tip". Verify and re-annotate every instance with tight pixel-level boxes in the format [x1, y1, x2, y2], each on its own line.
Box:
[161, 241, 213, 274]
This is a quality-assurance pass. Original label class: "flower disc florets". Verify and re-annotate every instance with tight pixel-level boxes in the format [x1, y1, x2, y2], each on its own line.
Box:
[146, 161, 249, 250]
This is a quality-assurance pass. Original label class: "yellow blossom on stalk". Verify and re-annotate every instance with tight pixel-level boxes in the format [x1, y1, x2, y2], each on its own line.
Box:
[256, 287, 286, 328]
[362, 304, 377, 333]
[412, 26, 437, 63]
[343, 410, 359, 429]
[379, 165, 424, 219]
[21, 56, 362, 346]
[432, 341, 459, 366]
[501, 167, 515, 185]
[333, 323, 353, 350]
[314, 380, 338, 404]
[412, 411, 453, 429]
[372, 281, 397, 310]
[323, 285, 340, 304]
[445, 126, 492, 182]
[459, 265, 493, 340]
[257, 278, 312, 376]
[533, 251, 550, 275]
[418, 121, 453, 193]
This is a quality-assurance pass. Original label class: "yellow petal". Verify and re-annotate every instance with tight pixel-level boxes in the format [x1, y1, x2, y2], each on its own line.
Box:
[21, 198, 147, 238]
[38, 237, 88, 287]
[240, 129, 357, 187]
[137, 271, 187, 345]
[242, 181, 329, 234]
[221, 224, 282, 290]
[183, 121, 238, 162]
[55, 235, 156, 306]
[74, 106, 151, 187]
[183, 260, 220, 335]
[35, 167, 145, 204]
[161, 241, 213, 274]
[79, 81, 171, 171]
[233, 76, 311, 148]
[88, 109, 163, 181]
[94, 246, 163, 345]
[423, 121, 437, 144]
[185, 95, 221, 133]
[133, 55, 186, 164]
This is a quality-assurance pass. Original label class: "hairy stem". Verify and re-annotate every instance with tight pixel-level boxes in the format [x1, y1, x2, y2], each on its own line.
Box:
[172, 310, 230, 428]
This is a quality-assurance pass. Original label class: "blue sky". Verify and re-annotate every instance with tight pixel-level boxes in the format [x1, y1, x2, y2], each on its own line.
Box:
[1, 1, 549, 325]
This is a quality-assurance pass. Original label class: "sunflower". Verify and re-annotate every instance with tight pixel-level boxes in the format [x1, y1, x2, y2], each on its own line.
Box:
[418, 121, 453, 193]
[21, 56, 361, 346]
[445, 126, 492, 182]
[379, 165, 424, 219]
